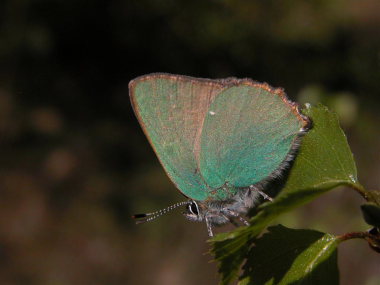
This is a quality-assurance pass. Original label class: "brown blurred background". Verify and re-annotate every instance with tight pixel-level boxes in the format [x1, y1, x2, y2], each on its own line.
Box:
[0, 0, 379, 284]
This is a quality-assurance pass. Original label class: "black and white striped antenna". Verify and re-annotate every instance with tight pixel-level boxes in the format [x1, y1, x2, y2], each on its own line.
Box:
[132, 201, 191, 224]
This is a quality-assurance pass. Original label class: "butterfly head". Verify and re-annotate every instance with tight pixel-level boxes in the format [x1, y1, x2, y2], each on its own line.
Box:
[183, 200, 232, 226]
[183, 200, 203, 222]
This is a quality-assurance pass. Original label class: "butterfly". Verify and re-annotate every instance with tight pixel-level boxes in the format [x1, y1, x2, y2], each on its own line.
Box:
[130, 73, 310, 236]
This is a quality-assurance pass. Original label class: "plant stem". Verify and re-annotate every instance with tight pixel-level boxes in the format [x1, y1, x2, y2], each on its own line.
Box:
[337, 231, 372, 242]
[337, 230, 380, 253]
[349, 183, 369, 201]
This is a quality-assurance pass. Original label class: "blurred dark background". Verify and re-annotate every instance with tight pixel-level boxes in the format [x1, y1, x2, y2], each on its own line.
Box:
[0, 0, 379, 284]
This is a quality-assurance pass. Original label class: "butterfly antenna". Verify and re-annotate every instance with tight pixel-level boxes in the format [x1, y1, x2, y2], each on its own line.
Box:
[132, 201, 190, 224]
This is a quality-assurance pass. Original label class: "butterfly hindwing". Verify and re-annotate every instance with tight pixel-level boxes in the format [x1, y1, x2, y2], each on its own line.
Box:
[199, 82, 307, 196]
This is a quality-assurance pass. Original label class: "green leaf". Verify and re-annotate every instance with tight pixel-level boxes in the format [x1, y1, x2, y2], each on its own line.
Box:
[239, 225, 339, 285]
[361, 203, 380, 227]
[211, 105, 360, 284]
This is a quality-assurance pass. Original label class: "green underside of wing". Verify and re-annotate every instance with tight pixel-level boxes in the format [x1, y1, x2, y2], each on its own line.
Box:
[199, 85, 303, 190]
[133, 77, 218, 201]
[132, 76, 304, 202]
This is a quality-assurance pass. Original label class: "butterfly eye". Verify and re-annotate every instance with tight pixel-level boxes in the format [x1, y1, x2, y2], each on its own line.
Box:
[189, 201, 199, 215]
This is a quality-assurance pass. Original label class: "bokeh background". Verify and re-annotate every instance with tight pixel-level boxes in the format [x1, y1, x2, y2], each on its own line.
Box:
[1, 0, 379, 284]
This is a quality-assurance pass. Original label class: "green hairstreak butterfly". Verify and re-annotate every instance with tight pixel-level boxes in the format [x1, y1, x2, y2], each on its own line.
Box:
[130, 73, 310, 236]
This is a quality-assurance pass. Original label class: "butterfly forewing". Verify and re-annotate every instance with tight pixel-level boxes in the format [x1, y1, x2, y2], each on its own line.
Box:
[129, 74, 226, 201]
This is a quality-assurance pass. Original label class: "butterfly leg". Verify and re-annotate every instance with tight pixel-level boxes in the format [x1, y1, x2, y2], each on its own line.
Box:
[237, 216, 250, 226]
[222, 209, 250, 226]
[249, 185, 273, 202]
[205, 218, 214, 237]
